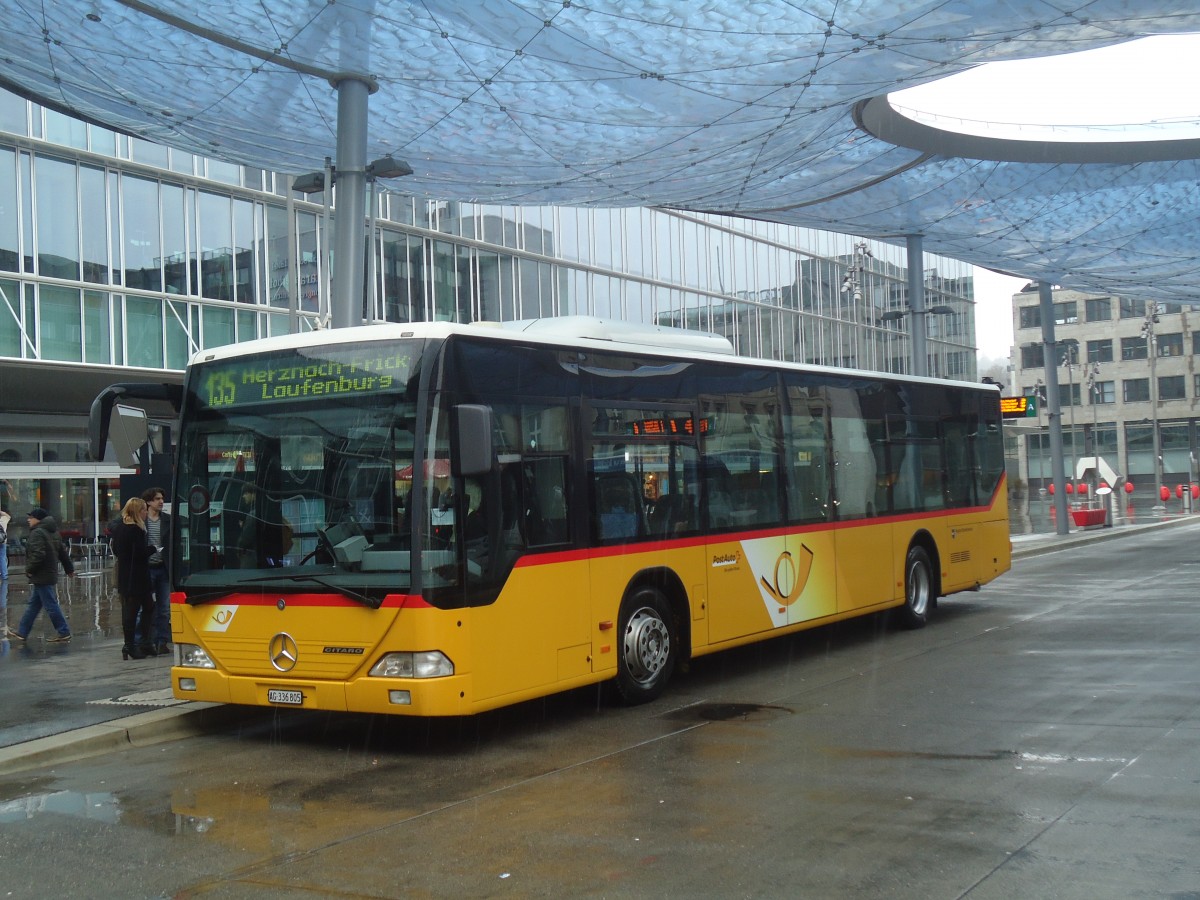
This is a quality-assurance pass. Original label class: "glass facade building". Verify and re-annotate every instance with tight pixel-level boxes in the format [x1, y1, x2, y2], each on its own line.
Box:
[0, 88, 978, 543]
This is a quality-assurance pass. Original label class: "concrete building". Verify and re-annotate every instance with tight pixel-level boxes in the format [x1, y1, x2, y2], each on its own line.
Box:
[1011, 284, 1199, 498]
[0, 88, 978, 544]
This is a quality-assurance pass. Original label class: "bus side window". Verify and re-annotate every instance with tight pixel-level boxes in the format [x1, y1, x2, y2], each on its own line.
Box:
[782, 400, 830, 523]
[525, 456, 570, 546]
[702, 459, 736, 530]
[593, 472, 644, 541]
[648, 492, 691, 536]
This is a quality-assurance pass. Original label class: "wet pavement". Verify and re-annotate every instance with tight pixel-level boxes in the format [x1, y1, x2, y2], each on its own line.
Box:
[1, 511, 1198, 774]
[3, 516, 1199, 898]
[0, 558, 236, 773]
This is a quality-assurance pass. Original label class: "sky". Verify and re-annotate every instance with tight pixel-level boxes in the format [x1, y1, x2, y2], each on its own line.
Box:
[892, 35, 1200, 142]
[895, 34, 1200, 363]
[973, 268, 1024, 362]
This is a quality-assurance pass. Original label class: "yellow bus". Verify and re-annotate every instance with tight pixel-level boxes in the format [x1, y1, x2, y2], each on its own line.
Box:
[91, 317, 1010, 715]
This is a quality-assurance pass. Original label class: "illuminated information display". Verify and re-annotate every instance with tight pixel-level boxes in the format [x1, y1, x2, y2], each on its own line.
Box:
[195, 344, 415, 409]
[629, 417, 710, 436]
[1000, 396, 1037, 419]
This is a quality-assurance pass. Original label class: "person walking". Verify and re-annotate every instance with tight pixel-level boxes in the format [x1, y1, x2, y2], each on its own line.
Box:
[0, 507, 10, 581]
[110, 497, 158, 660]
[141, 486, 172, 654]
[7, 507, 75, 643]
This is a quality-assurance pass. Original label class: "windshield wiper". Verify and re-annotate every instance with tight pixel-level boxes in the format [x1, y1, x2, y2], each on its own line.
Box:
[253, 572, 384, 609]
[184, 572, 384, 609]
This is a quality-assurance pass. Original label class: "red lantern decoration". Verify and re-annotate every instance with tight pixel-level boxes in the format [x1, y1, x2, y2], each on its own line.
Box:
[1192, 484, 1199, 500]
[1065, 482, 1074, 494]
[1047, 483, 1055, 495]
[1100, 481, 1109, 490]
[1176, 484, 1184, 499]
[1077, 483, 1088, 495]
[1124, 481, 1134, 494]
[1160, 485, 1171, 502]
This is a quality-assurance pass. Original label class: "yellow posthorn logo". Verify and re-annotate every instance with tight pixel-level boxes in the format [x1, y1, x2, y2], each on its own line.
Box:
[760, 544, 814, 606]
[206, 605, 238, 632]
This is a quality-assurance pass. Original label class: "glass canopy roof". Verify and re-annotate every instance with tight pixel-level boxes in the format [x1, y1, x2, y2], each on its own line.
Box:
[4, 1, 1199, 302]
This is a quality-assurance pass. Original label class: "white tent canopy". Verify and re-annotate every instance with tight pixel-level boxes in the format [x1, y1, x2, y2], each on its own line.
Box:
[3, 1, 1199, 301]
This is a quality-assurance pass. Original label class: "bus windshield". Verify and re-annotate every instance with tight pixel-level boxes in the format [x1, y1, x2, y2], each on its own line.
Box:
[173, 341, 423, 603]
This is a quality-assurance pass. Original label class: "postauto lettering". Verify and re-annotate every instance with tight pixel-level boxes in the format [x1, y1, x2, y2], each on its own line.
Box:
[202, 352, 411, 408]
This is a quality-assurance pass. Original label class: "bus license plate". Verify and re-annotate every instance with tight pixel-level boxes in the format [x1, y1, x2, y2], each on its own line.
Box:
[267, 689, 303, 705]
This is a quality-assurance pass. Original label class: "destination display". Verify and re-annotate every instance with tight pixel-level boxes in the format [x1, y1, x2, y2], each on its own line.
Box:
[1000, 395, 1037, 419]
[629, 416, 710, 436]
[194, 344, 415, 409]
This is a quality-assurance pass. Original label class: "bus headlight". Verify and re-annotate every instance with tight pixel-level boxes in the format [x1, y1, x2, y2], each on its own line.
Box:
[176, 643, 216, 669]
[369, 651, 454, 678]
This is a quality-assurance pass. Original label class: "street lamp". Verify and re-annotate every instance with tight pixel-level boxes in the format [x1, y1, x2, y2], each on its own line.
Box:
[879, 304, 955, 323]
[1141, 301, 1165, 512]
[291, 155, 413, 327]
[1060, 340, 1078, 482]
[1086, 362, 1101, 492]
[877, 301, 955, 378]
[1032, 377, 1048, 485]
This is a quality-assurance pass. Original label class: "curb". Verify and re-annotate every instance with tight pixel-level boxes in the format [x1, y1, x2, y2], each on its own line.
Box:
[0, 703, 241, 776]
[1011, 513, 1200, 560]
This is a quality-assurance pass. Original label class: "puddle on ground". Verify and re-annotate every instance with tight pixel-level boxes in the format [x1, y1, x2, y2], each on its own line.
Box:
[665, 702, 793, 723]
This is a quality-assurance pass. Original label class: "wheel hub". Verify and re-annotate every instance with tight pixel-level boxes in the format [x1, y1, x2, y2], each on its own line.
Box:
[623, 607, 670, 683]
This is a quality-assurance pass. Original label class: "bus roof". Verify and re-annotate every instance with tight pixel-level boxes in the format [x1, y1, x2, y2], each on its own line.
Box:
[188, 317, 998, 395]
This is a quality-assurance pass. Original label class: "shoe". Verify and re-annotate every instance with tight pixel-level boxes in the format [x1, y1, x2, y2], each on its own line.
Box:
[6, 628, 25, 642]
[122, 645, 146, 660]
[47, 633, 72, 643]
[155, 643, 171, 655]
[141, 644, 158, 657]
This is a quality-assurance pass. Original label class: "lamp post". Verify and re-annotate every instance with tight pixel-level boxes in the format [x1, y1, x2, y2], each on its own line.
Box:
[1142, 301, 1165, 512]
[1087, 362, 1101, 492]
[879, 303, 955, 375]
[363, 156, 413, 324]
[291, 155, 413, 328]
[1061, 342, 1077, 482]
[841, 240, 872, 303]
[1033, 377, 1048, 486]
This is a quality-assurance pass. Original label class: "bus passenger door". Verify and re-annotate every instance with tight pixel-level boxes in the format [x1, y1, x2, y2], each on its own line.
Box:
[831, 387, 894, 613]
[585, 403, 707, 670]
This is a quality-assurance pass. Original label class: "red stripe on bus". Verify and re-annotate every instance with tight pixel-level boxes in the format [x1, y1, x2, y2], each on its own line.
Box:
[172, 592, 428, 609]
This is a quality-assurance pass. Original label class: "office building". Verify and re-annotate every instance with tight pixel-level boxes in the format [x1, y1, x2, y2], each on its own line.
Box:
[1011, 285, 1199, 496]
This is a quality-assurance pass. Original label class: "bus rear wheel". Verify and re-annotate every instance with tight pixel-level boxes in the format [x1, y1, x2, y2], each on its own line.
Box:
[614, 587, 677, 704]
[897, 545, 933, 629]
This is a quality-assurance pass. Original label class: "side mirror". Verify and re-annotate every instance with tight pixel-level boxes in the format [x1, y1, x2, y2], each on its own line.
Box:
[453, 405, 495, 477]
[109, 404, 150, 467]
[88, 382, 183, 461]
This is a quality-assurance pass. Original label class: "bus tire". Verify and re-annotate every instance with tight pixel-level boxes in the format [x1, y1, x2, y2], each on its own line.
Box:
[898, 545, 933, 629]
[614, 586, 677, 704]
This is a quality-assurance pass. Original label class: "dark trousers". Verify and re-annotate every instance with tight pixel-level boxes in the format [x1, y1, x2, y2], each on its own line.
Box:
[121, 592, 155, 650]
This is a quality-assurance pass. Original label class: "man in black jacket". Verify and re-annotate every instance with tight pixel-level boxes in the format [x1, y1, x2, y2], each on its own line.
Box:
[141, 486, 172, 653]
[8, 507, 75, 643]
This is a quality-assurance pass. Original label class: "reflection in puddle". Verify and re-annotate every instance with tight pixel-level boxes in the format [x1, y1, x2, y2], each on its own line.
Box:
[0, 789, 119, 823]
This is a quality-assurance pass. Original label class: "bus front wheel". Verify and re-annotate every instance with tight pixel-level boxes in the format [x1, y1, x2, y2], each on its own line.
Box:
[898, 545, 933, 629]
[614, 587, 677, 704]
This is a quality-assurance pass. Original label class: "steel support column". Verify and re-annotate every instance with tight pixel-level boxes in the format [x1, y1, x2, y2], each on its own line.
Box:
[1039, 282, 1069, 533]
[906, 234, 927, 377]
[331, 77, 370, 329]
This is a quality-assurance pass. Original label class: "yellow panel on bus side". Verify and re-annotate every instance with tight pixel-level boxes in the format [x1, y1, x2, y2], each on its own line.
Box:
[835, 520, 897, 613]
[588, 543, 707, 671]
[707, 530, 838, 643]
[469, 553, 593, 705]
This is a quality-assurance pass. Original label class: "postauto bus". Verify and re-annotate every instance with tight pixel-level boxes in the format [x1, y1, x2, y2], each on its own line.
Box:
[89, 317, 1009, 715]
